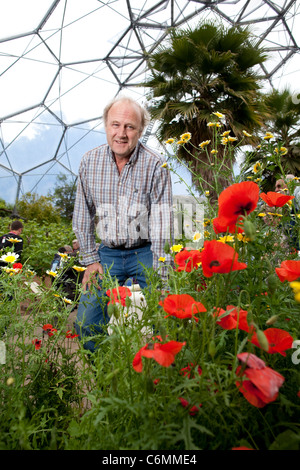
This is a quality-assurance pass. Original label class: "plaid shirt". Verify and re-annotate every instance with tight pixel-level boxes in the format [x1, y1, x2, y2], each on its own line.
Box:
[72, 141, 174, 279]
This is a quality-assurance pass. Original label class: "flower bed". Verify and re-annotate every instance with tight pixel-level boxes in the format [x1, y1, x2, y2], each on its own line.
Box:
[0, 118, 299, 450]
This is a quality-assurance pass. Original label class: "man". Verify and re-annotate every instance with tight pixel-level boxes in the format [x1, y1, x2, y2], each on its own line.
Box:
[72, 96, 174, 352]
[0, 220, 24, 264]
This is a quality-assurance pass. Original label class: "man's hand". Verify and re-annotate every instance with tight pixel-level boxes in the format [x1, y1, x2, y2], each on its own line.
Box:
[82, 262, 103, 291]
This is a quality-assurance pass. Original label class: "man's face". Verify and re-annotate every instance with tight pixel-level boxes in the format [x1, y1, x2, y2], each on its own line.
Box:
[275, 179, 288, 193]
[105, 101, 143, 160]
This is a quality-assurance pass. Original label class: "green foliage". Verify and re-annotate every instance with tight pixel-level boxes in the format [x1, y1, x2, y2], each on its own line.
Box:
[0, 217, 75, 275]
[0, 117, 300, 451]
[17, 192, 61, 224]
[48, 173, 78, 221]
[142, 20, 267, 197]
[242, 88, 300, 189]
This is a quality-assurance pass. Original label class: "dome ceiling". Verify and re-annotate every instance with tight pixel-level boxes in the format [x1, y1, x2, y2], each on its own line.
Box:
[0, 0, 299, 205]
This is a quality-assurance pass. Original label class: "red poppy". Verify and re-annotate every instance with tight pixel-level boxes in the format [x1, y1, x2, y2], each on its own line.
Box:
[66, 330, 79, 339]
[42, 324, 57, 337]
[213, 216, 244, 234]
[32, 339, 42, 350]
[260, 191, 294, 207]
[218, 181, 259, 221]
[235, 352, 285, 408]
[12, 262, 22, 270]
[106, 286, 132, 306]
[250, 328, 293, 356]
[275, 260, 300, 282]
[232, 447, 254, 450]
[178, 397, 202, 416]
[159, 294, 206, 322]
[174, 249, 202, 272]
[132, 336, 186, 372]
[201, 240, 247, 278]
[214, 305, 251, 332]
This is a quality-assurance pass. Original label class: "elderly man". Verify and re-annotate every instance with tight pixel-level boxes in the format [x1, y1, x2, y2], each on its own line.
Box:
[72, 96, 173, 352]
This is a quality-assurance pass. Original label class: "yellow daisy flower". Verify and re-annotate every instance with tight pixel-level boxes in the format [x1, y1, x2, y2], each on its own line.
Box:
[176, 139, 185, 145]
[267, 212, 282, 217]
[228, 136, 238, 142]
[46, 270, 58, 277]
[161, 162, 168, 168]
[0, 252, 19, 264]
[199, 140, 211, 148]
[243, 130, 252, 137]
[207, 121, 221, 127]
[192, 232, 202, 242]
[236, 233, 250, 243]
[158, 256, 166, 262]
[73, 265, 87, 272]
[212, 111, 225, 118]
[211, 149, 217, 154]
[218, 235, 234, 243]
[7, 237, 21, 243]
[180, 132, 191, 142]
[275, 146, 288, 155]
[170, 244, 183, 253]
[253, 162, 261, 174]
[264, 132, 274, 140]
[221, 130, 231, 137]
[165, 138, 175, 144]
[59, 253, 68, 259]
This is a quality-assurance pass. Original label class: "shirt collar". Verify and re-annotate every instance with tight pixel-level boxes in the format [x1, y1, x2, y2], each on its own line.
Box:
[107, 140, 141, 166]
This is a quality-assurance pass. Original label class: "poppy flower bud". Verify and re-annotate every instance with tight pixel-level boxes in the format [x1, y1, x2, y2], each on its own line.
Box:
[208, 339, 216, 357]
[125, 296, 132, 309]
[243, 220, 256, 241]
[107, 302, 119, 319]
[256, 329, 269, 352]
[266, 315, 279, 326]
[164, 241, 170, 254]
[267, 274, 278, 295]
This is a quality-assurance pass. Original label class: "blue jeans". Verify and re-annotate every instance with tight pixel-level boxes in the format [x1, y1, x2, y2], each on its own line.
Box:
[75, 243, 153, 352]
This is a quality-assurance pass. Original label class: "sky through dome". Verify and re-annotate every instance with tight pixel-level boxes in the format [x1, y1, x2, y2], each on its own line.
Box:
[0, 0, 299, 206]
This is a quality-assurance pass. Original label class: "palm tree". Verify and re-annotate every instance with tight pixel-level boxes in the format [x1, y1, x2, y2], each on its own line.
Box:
[142, 21, 267, 199]
[241, 88, 300, 192]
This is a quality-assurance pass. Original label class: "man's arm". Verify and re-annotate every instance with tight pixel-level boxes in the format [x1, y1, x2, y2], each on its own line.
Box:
[72, 156, 101, 274]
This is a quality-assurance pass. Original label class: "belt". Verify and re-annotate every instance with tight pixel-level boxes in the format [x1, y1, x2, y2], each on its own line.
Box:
[108, 241, 150, 250]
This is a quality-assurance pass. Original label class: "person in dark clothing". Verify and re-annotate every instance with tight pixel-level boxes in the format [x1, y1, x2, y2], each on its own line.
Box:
[50, 246, 68, 272]
[0, 220, 24, 267]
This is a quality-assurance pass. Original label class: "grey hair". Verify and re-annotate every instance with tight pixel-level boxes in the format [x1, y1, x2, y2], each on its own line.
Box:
[103, 95, 150, 132]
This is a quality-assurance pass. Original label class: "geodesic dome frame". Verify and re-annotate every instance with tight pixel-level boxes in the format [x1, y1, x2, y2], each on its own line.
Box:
[0, 0, 299, 207]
